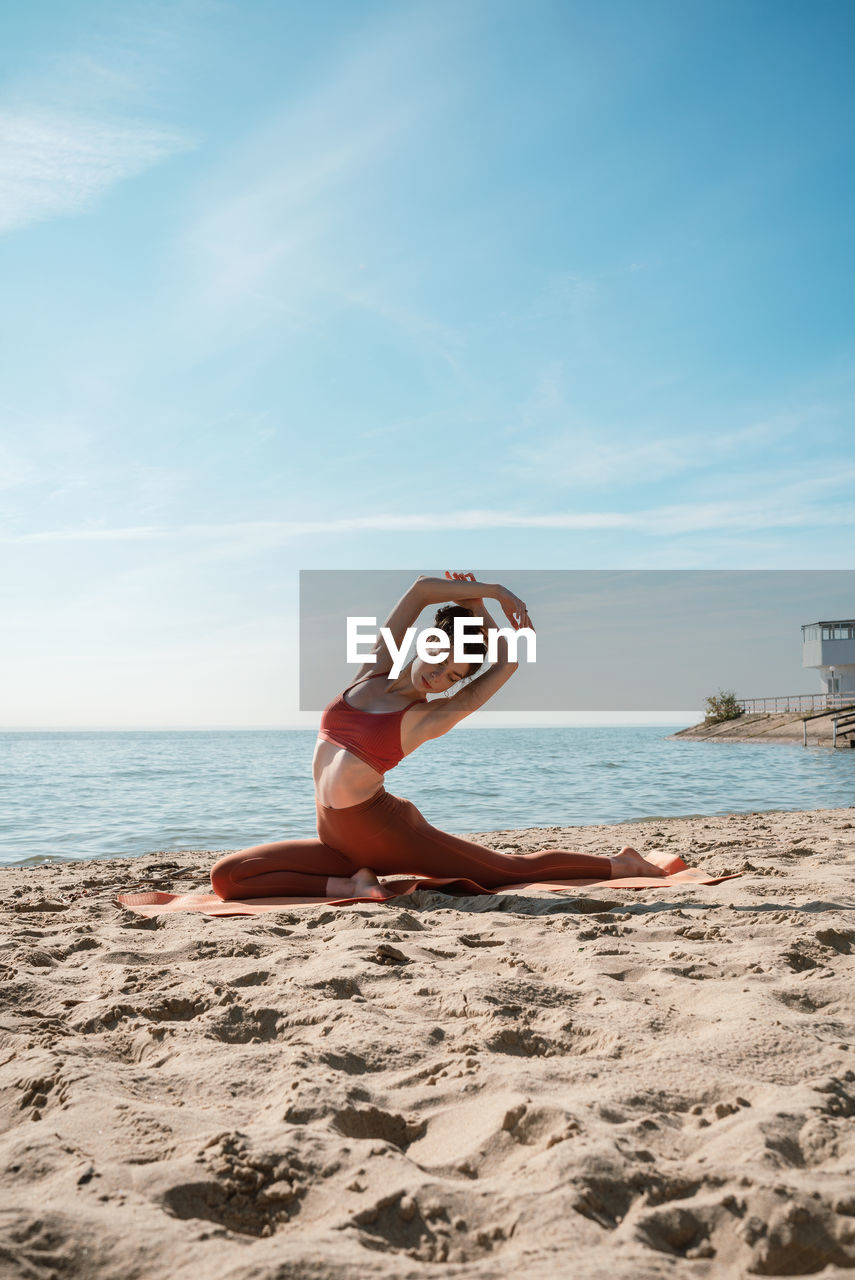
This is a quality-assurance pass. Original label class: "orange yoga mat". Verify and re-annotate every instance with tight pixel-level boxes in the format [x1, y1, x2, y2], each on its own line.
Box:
[117, 852, 741, 918]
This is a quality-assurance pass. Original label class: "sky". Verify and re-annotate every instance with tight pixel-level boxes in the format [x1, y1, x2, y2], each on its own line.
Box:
[2, 0, 854, 728]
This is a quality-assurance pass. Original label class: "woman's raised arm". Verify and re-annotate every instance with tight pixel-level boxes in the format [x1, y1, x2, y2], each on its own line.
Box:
[418, 596, 533, 739]
[353, 575, 492, 678]
[353, 574, 531, 681]
[420, 574, 531, 632]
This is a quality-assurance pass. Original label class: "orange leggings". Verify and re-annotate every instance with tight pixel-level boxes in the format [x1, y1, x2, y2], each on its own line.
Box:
[210, 788, 612, 899]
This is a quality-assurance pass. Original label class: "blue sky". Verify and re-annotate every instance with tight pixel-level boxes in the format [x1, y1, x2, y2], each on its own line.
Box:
[2, 0, 854, 727]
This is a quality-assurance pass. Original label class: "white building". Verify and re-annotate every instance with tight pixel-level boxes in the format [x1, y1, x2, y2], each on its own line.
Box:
[802, 619, 855, 696]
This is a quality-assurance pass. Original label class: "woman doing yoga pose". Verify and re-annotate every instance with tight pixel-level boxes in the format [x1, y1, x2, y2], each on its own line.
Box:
[210, 575, 666, 901]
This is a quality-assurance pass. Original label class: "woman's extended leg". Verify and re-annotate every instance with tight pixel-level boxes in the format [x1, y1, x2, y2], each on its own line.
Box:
[317, 791, 666, 888]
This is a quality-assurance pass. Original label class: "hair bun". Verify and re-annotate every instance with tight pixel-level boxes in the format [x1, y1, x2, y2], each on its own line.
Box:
[434, 603, 474, 627]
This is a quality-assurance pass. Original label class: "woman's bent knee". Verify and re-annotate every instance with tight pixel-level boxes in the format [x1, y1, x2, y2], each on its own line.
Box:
[210, 852, 244, 900]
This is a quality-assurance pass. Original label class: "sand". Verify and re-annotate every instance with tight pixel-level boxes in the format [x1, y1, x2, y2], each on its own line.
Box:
[2, 807, 854, 1279]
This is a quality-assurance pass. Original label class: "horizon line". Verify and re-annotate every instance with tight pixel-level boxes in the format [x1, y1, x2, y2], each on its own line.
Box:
[0, 716, 701, 732]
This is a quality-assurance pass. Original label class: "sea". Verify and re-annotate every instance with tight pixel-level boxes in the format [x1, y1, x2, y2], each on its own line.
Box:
[1, 727, 853, 868]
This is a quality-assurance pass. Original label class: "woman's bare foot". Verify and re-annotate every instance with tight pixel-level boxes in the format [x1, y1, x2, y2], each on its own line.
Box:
[608, 846, 668, 879]
[326, 867, 392, 900]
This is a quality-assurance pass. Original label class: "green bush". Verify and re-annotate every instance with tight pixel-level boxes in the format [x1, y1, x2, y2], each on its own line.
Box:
[704, 689, 743, 724]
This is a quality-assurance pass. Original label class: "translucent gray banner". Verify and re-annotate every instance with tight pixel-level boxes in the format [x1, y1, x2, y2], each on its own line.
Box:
[299, 570, 855, 712]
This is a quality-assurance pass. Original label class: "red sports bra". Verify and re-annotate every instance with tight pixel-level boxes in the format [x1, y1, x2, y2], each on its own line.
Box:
[317, 673, 419, 774]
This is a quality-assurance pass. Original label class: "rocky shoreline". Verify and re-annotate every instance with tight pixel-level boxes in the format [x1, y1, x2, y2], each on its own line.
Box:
[672, 709, 855, 748]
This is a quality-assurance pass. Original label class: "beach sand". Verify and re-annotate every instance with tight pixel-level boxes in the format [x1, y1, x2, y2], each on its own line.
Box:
[2, 807, 854, 1279]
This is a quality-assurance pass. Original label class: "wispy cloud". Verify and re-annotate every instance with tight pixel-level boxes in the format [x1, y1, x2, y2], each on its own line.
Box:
[505, 405, 821, 490]
[7, 479, 855, 546]
[0, 110, 192, 234]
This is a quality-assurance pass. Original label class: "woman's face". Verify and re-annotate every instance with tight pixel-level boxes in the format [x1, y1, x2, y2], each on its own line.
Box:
[411, 646, 471, 695]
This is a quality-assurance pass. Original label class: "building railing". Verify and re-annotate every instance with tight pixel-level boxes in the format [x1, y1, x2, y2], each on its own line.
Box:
[738, 693, 855, 715]
[832, 712, 855, 747]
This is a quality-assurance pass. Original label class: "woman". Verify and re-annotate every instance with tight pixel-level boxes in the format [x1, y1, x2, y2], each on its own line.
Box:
[210, 575, 666, 901]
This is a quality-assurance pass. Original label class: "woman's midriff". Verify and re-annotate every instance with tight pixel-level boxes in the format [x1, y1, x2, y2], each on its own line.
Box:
[312, 737, 386, 809]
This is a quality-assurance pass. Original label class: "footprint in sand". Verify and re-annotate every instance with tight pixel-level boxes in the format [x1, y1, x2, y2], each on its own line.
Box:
[331, 1103, 425, 1149]
[404, 1095, 581, 1181]
[347, 1190, 511, 1264]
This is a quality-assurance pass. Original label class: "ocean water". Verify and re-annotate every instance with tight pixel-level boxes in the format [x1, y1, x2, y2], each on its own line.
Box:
[0, 727, 852, 868]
